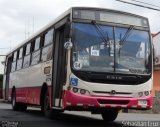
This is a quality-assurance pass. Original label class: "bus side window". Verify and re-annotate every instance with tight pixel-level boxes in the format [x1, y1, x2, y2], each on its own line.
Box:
[11, 51, 17, 72]
[23, 43, 31, 68]
[13, 51, 17, 61]
[41, 28, 54, 62]
[16, 48, 23, 70]
[31, 37, 41, 65]
[44, 29, 54, 46]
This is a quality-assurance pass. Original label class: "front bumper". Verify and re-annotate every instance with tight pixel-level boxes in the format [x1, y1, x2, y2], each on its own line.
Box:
[63, 91, 152, 110]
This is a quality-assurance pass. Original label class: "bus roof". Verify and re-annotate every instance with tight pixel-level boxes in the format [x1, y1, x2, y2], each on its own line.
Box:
[6, 7, 148, 56]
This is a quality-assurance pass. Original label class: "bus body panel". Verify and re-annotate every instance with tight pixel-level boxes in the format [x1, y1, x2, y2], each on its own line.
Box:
[68, 74, 153, 98]
[8, 60, 52, 105]
[62, 73, 152, 110]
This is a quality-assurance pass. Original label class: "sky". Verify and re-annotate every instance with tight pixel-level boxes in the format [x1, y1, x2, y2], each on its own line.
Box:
[0, 0, 160, 55]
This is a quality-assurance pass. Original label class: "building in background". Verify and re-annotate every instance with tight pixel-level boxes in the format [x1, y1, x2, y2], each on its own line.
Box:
[152, 32, 160, 96]
[0, 55, 5, 98]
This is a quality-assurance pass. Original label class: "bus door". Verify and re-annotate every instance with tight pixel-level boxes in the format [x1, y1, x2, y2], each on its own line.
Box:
[52, 23, 67, 107]
[5, 56, 12, 100]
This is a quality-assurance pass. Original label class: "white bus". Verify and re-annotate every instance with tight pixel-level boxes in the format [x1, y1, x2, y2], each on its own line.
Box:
[3, 7, 153, 121]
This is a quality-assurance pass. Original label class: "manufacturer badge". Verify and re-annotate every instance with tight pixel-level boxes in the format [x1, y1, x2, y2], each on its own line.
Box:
[110, 90, 116, 95]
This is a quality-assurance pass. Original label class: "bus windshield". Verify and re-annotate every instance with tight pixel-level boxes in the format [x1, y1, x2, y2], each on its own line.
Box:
[72, 22, 151, 74]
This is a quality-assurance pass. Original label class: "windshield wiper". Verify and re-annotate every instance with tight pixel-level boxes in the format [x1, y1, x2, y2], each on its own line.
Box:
[119, 25, 134, 46]
[91, 20, 110, 55]
[118, 25, 134, 57]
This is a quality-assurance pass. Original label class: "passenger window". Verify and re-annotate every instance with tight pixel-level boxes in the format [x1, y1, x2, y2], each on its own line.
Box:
[16, 48, 23, 70]
[19, 48, 23, 59]
[34, 37, 40, 51]
[31, 37, 41, 65]
[31, 50, 40, 65]
[44, 29, 54, 45]
[23, 43, 31, 68]
[11, 61, 16, 72]
[26, 43, 31, 55]
[13, 51, 17, 61]
[23, 55, 31, 68]
[41, 44, 53, 62]
[17, 59, 22, 70]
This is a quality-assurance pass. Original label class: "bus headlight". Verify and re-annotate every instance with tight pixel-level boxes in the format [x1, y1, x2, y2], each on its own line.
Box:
[72, 87, 90, 96]
[80, 89, 90, 96]
[138, 92, 143, 97]
[137, 91, 150, 98]
[80, 89, 86, 94]
[73, 87, 78, 93]
[144, 91, 149, 96]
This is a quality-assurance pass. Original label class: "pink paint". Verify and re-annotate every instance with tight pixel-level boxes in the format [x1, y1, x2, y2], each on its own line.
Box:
[63, 91, 152, 110]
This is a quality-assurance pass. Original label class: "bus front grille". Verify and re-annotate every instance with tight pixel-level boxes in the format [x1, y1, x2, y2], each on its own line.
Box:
[97, 99, 129, 105]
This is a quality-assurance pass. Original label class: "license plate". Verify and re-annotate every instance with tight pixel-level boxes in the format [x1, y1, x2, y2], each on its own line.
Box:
[138, 100, 147, 106]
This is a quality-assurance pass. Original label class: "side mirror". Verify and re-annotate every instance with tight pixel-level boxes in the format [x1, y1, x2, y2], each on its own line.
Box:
[64, 41, 73, 50]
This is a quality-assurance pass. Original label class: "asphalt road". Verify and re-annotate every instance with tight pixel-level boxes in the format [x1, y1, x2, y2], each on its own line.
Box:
[0, 100, 160, 127]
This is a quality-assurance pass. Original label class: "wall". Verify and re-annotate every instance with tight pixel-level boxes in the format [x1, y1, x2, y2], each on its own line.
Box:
[0, 55, 5, 98]
[153, 33, 160, 96]
[153, 70, 160, 96]
[0, 55, 5, 75]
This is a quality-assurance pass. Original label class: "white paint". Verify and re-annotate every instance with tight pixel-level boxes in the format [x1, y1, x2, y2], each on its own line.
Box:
[9, 60, 52, 89]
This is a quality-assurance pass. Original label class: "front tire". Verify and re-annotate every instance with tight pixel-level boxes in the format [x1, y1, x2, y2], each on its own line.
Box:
[43, 90, 53, 118]
[101, 109, 119, 122]
[11, 90, 27, 111]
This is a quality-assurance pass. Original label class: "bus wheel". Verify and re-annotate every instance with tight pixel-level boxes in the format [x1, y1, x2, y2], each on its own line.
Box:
[43, 90, 52, 118]
[11, 91, 20, 111]
[101, 109, 118, 122]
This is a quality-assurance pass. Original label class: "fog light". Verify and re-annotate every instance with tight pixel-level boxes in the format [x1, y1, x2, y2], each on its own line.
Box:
[80, 89, 86, 95]
[144, 91, 149, 96]
[138, 92, 143, 97]
[73, 87, 78, 93]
